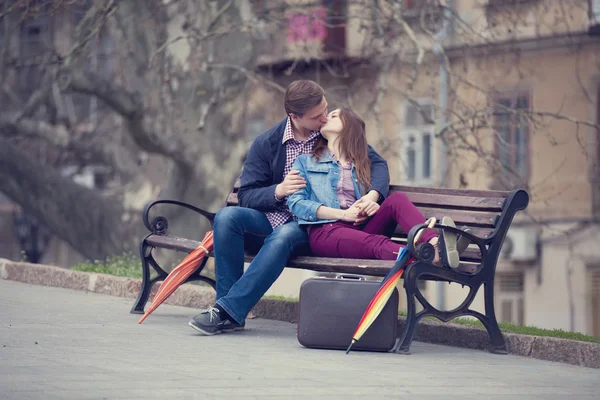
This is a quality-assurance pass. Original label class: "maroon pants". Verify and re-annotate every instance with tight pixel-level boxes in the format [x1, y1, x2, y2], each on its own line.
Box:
[308, 192, 437, 260]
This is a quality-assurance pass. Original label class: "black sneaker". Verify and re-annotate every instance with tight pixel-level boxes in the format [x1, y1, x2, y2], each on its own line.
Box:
[188, 307, 245, 336]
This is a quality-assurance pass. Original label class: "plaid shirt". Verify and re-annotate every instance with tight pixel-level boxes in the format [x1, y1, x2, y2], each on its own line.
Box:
[265, 118, 320, 230]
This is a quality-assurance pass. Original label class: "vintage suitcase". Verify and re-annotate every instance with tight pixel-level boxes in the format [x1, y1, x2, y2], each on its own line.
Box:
[297, 275, 399, 352]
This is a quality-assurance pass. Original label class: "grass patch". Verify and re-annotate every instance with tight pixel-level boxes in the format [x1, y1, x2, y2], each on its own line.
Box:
[452, 317, 600, 344]
[264, 295, 299, 302]
[397, 311, 600, 344]
[71, 253, 143, 279]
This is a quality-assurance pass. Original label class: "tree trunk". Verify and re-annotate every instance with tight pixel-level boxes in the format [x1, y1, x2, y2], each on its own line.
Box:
[0, 138, 138, 260]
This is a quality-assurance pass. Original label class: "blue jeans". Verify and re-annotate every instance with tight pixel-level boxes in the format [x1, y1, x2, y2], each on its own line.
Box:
[212, 206, 309, 324]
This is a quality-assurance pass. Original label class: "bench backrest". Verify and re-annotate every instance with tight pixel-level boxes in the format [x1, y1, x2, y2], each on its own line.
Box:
[225, 178, 529, 266]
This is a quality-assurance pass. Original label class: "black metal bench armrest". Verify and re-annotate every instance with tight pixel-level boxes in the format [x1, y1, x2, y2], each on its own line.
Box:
[142, 200, 217, 235]
[488, 189, 530, 238]
[406, 222, 489, 275]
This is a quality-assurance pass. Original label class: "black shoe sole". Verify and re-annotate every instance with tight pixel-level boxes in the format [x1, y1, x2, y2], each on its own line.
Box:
[440, 216, 459, 269]
[188, 321, 220, 336]
[188, 321, 245, 336]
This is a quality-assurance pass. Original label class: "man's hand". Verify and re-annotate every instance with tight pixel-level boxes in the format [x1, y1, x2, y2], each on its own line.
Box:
[275, 170, 306, 200]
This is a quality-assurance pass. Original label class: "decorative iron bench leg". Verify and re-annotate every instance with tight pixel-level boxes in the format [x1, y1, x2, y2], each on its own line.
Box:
[130, 237, 169, 314]
[394, 262, 498, 355]
[481, 281, 508, 354]
[393, 265, 420, 354]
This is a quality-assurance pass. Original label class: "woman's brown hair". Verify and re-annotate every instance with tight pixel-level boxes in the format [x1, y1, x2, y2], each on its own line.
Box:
[312, 108, 371, 192]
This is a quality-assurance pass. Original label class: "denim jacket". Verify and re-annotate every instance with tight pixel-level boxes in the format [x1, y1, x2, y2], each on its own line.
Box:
[288, 152, 364, 225]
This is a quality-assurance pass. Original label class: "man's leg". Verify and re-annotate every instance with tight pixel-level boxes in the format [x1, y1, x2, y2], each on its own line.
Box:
[190, 218, 308, 335]
[216, 221, 308, 324]
[188, 207, 272, 336]
[212, 206, 273, 301]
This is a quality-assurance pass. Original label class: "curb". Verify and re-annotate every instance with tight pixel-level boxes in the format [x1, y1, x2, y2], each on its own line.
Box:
[1, 259, 599, 369]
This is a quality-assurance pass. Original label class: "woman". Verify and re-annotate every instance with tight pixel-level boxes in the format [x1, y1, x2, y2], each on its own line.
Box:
[287, 108, 464, 268]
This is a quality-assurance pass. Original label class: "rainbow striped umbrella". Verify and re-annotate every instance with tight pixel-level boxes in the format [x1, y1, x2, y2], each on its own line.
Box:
[346, 218, 436, 354]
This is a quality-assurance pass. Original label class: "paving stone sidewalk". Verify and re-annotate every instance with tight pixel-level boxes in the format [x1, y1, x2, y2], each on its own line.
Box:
[1, 280, 599, 399]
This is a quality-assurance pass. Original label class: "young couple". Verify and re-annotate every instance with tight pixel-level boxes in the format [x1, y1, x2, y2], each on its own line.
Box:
[189, 80, 465, 336]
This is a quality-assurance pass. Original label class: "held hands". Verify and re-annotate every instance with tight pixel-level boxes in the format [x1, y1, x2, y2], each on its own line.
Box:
[354, 197, 380, 217]
[348, 193, 381, 225]
[275, 170, 306, 200]
[340, 204, 363, 223]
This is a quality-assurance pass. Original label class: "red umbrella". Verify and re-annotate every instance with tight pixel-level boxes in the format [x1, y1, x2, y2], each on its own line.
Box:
[138, 230, 214, 324]
[346, 218, 436, 354]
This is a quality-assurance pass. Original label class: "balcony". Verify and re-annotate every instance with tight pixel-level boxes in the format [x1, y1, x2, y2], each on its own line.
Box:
[254, 1, 350, 70]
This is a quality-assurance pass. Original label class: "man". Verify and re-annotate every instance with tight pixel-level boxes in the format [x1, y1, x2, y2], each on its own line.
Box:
[189, 80, 390, 335]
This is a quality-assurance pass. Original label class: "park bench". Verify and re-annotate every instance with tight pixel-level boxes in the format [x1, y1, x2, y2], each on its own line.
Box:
[131, 177, 529, 354]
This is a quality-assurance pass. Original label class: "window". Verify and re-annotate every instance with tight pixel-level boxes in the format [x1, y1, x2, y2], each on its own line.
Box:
[402, 102, 435, 185]
[323, 0, 346, 54]
[486, 0, 541, 6]
[492, 91, 530, 189]
[496, 272, 524, 325]
[19, 2, 51, 59]
[73, 0, 93, 27]
[593, 0, 600, 23]
[71, 27, 116, 122]
[17, 1, 52, 101]
[286, 1, 346, 54]
[69, 0, 116, 122]
[0, 2, 4, 45]
[401, 0, 441, 29]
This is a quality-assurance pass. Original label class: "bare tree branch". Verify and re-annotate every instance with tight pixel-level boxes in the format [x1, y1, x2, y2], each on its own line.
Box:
[0, 115, 70, 146]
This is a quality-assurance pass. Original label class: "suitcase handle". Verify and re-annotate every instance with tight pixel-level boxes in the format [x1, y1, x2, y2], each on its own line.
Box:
[335, 274, 366, 281]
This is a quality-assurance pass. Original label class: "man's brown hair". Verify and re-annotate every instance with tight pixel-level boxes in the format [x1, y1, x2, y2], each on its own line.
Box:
[284, 80, 325, 117]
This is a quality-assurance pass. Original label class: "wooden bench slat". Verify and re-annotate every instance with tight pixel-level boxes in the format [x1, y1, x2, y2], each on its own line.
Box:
[233, 180, 509, 199]
[416, 207, 498, 228]
[281, 255, 478, 275]
[226, 192, 238, 206]
[147, 234, 479, 274]
[227, 192, 500, 227]
[398, 191, 505, 212]
[390, 185, 510, 199]
[228, 193, 496, 235]
[147, 234, 200, 253]
[391, 226, 493, 239]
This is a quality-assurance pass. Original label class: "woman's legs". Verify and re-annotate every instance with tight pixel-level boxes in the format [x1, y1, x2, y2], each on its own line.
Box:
[308, 192, 460, 265]
[362, 192, 437, 244]
[360, 192, 459, 267]
[309, 222, 402, 260]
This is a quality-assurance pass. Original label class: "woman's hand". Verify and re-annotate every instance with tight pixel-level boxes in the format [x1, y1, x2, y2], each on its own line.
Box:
[354, 198, 380, 217]
[340, 205, 363, 222]
[348, 193, 381, 225]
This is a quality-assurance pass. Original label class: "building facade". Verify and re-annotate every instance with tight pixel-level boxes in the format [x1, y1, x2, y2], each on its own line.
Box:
[251, 0, 600, 337]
